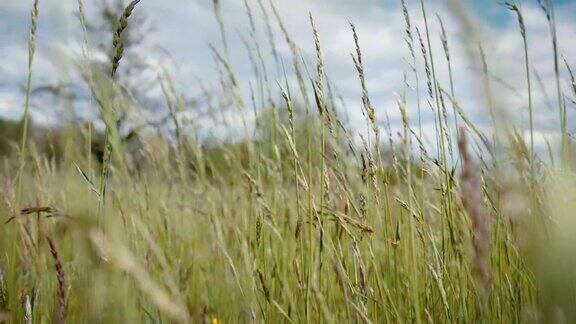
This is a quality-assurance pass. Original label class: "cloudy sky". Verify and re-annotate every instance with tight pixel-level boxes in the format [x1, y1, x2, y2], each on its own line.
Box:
[1, 0, 575, 151]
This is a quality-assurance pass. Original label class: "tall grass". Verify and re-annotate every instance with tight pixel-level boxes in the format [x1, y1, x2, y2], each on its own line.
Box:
[0, 0, 575, 323]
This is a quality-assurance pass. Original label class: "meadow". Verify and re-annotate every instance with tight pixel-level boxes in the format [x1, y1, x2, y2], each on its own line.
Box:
[1, 0, 576, 323]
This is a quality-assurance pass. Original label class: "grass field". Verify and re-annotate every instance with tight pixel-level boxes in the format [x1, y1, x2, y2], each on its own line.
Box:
[1, 0, 576, 323]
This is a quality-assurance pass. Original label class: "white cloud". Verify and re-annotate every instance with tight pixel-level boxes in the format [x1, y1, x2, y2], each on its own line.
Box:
[0, 90, 22, 121]
[0, 0, 574, 150]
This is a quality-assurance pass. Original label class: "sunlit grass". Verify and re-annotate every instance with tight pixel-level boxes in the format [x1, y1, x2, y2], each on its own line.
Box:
[1, 0, 575, 323]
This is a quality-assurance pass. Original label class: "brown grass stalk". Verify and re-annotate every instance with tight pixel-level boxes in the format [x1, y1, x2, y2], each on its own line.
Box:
[47, 237, 68, 324]
[458, 129, 491, 294]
